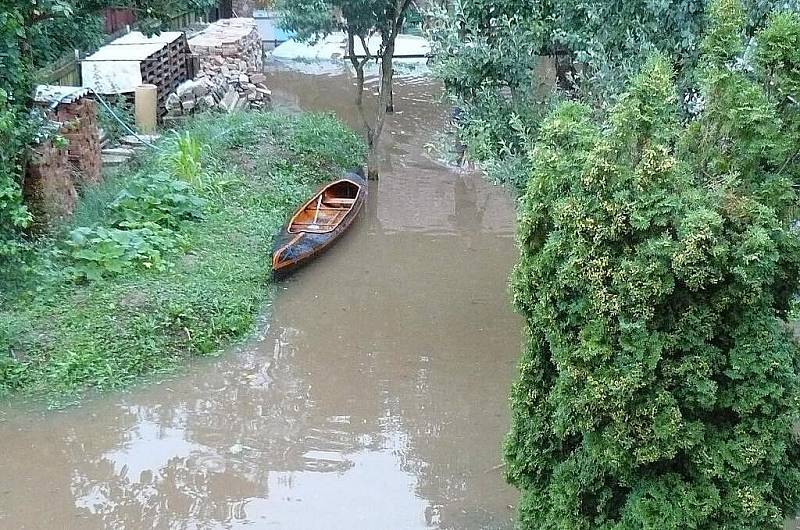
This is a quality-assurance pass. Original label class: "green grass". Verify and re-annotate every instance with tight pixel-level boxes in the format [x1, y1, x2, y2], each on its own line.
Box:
[0, 110, 365, 404]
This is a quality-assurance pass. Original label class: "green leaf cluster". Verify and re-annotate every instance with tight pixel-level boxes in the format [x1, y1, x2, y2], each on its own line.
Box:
[277, 0, 397, 42]
[505, 3, 800, 527]
[428, 0, 799, 182]
[67, 173, 207, 280]
[66, 225, 177, 280]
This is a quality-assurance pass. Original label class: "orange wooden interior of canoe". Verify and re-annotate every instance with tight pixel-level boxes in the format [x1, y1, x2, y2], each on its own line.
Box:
[288, 179, 361, 234]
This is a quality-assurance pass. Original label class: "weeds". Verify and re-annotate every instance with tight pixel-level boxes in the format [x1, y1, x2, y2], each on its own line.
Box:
[97, 95, 135, 144]
[167, 131, 205, 186]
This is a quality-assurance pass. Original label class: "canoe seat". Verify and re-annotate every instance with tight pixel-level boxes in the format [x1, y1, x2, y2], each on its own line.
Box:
[325, 198, 356, 206]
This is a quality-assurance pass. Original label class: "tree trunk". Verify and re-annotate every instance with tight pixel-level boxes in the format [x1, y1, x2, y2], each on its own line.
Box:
[355, 63, 366, 106]
[366, 42, 395, 180]
[361, 0, 411, 178]
[347, 31, 366, 106]
[367, 142, 380, 180]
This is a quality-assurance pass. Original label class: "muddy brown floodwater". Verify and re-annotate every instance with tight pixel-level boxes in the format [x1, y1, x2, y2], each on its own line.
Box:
[0, 63, 521, 529]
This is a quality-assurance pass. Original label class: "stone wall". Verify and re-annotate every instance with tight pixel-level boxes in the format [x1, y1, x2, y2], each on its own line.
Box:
[166, 18, 270, 118]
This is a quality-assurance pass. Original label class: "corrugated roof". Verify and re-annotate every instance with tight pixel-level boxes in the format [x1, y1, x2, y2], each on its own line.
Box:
[34, 85, 91, 105]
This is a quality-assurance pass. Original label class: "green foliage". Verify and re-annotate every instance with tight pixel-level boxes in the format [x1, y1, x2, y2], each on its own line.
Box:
[757, 10, 800, 102]
[702, 0, 746, 61]
[29, 11, 105, 68]
[109, 173, 207, 230]
[0, 0, 217, 268]
[166, 131, 205, 185]
[0, 97, 34, 263]
[66, 225, 176, 280]
[0, 7, 34, 266]
[277, 0, 402, 43]
[428, 0, 800, 186]
[0, 110, 365, 402]
[505, 4, 800, 527]
[65, 170, 209, 281]
[427, 0, 547, 101]
[483, 154, 531, 192]
[66, 166, 207, 280]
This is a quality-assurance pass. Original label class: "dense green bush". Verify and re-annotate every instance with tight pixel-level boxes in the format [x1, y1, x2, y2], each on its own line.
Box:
[67, 165, 207, 280]
[67, 225, 178, 280]
[0, 7, 34, 265]
[109, 173, 207, 230]
[505, 2, 800, 527]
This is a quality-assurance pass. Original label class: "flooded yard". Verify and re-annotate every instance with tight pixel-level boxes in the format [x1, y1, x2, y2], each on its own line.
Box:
[0, 64, 521, 529]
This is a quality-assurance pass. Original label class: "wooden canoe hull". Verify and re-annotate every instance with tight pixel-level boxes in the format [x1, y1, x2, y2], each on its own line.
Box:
[271, 171, 367, 278]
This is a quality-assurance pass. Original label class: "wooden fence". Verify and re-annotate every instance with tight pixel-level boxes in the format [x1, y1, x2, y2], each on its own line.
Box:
[37, 52, 82, 86]
[35, 10, 208, 87]
[104, 8, 136, 34]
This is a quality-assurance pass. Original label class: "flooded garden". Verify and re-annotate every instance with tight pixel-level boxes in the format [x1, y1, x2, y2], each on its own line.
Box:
[4, 0, 800, 527]
[0, 64, 522, 529]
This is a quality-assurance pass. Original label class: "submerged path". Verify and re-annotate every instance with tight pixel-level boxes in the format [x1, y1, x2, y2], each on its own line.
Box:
[0, 65, 521, 529]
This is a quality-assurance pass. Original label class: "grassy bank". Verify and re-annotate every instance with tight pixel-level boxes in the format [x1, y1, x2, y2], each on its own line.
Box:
[0, 111, 365, 403]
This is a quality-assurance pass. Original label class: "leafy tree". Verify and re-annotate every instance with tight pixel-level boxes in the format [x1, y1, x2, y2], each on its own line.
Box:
[505, 1, 800, 527]
[428, 0, 799, 170]
[426, 0, 551, 167]
[276, 0, 413, 178]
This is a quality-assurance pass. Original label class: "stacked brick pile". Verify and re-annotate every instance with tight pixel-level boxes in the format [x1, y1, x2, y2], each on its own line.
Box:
[26, 86, 102, 225]
[52, 98, 102, 187]
[24, 141, 78, 224]
[166, 18, 270, 118]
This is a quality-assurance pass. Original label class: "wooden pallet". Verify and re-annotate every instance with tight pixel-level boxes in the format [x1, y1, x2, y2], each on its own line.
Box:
[140, 34, 191, 120]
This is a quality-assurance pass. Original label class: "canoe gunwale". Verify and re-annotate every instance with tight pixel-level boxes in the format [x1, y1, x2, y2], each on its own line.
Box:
[287, 178, 362, 235]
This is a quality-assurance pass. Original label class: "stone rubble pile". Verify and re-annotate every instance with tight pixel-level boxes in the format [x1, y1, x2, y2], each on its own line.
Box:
[165, 18, 271, 118]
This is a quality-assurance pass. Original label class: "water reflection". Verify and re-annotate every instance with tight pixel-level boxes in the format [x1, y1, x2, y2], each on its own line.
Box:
[0, 64, 520, 529]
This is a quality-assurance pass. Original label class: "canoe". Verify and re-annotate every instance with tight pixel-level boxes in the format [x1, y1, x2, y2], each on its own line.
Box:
[272, 171, 367, 277]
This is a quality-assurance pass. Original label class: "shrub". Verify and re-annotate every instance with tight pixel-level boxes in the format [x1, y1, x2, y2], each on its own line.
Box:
[504, 4, 800, 528]
[108, 173, 207, 230]
[67, 172, 207, 280]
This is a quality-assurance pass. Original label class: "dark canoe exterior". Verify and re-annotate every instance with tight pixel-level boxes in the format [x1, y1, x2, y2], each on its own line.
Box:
[271, 171, 367, 278]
